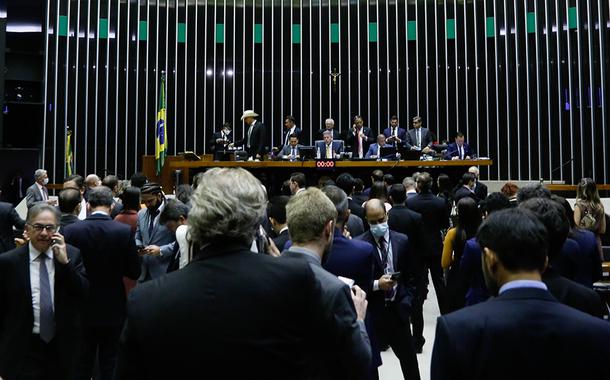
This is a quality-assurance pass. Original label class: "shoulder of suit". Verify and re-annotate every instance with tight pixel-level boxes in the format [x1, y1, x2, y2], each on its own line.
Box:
[390, 230, 408, 242]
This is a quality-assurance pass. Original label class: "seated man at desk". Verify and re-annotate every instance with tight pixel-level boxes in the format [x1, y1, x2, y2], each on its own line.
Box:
[280, 133, 303, 160]
[210, 122, 233, 160]
[315, 130, 343, 159]
[365, 134, 395, 159]
[444, 131, 474, 160]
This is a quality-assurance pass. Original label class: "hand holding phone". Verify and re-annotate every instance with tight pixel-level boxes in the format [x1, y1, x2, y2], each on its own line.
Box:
[50, 233, 69, 265]
[390, 272, 401, 281]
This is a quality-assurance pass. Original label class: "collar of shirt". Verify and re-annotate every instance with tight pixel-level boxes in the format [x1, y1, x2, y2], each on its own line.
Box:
[91, 210, 109, 216]
[288, 246, 321, 264]
[29, 242, 52, 263]
[499, 280, 547, 295]
[279, 226, 289, 235]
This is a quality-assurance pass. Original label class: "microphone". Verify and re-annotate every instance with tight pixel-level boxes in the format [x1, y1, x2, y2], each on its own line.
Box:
[549, 158, 575, 184]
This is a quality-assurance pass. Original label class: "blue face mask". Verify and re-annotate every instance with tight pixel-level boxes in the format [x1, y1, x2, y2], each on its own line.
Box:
[369, 222, 389, 238]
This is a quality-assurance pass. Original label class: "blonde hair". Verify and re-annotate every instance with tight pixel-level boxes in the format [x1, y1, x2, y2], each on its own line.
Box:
[286, 187, 337, 244]
[576, 177, 602, 206]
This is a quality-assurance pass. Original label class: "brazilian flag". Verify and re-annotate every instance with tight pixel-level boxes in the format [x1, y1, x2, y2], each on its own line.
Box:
[155, 75, 168, 175]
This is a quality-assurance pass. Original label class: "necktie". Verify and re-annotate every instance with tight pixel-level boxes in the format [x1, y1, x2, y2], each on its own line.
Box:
[148, 209, 158, 238]
[416, 129, 421, 148]
[292, 147, 296, 158]
[326, 144, 332, 159]
[247, 124, 254, 147]
[459, 146, 463, 159]
[393, 128, 397, 137]
[42, 186, 49, 201]
[378, 236, 388, 268]
[39, 254, 55, 343]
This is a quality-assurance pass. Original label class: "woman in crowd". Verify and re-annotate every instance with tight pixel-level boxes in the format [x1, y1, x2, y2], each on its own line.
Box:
[574, 177, 606, 260]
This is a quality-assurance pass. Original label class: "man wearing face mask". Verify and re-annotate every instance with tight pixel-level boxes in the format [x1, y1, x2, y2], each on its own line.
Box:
[431, 208, 610, 380]
[26, 169, 57, 208]
[356, 199, 420, 380]
[281, 187, 372, 379]
[135, 183, 175, 282]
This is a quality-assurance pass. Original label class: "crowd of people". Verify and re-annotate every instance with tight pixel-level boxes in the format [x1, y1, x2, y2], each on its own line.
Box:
[0, 165, 609, 380]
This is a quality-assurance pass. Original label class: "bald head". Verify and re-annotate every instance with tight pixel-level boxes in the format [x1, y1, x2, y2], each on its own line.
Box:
[85, 174, 101, 188]
[364, 198, 387, 227]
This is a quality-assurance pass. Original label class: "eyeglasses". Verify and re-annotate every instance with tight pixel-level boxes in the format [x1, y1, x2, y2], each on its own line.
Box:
[28, 223, 58, 233]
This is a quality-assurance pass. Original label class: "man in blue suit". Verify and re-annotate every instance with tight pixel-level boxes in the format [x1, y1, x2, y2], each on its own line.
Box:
[315, 130, 343, 159]
[365, 134, 395, 159]
[63, 187, 141, 380]
[444, 131, 473, 160]
[383, 115, 407, 147]
[356, 199, 420, 380]
[135, 183, 175, 282]
[431, 208, 610, 380]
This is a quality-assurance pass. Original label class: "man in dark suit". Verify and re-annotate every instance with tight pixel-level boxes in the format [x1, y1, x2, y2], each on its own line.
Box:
[282, 187, 371, 379]
[444, 131, 473, 160]
[115, 168, 362, 378]
[280, 133, 303, 159]
[315, 130, 344, 159]
[405, 116, 433, 153]
[383, 115, 407, 147]
[335, 173, 366, 223]
[431, 208, 610, 380]
[26, 169, 56, 209]
[407, 172, 450, 343]
[0, 200, 25, 253]
[63, 187, 141, 380]
[58, 188, 82, 230]
[267, 196, 290, 251]
[356, 199, 420, 380]
[235, 109, 267, 160]
[365, 134, 396, 159]
[102, 175, 124, 219]
[316, 118, 341, 141]
[0, 204, 88, 379]
[519, 198, 605, 318]
[346, 115, 375, 158]
[453, 172, 480, 204]
[135, 183, 175, 282]
[209, 122, 234, 160]
[281, 115, 303, 147]
[468, 166, 488, 200]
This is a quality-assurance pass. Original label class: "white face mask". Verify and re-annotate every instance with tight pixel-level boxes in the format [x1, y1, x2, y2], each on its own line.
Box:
[42, 178, 49, 185]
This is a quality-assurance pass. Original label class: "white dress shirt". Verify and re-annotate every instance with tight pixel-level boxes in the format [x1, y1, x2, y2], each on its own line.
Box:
[29, 242, 55, 334]
[372, 229, 395, 292]
[176, 224, 190, 269]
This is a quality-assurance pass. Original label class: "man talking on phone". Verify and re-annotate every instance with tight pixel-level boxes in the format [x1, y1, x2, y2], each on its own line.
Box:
[281, 187, 371, 379]
[356, 199, 421, 380]
[0, 204, 88, 379]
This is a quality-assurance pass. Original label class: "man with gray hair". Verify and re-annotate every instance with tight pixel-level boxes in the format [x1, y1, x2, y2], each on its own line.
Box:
[402, 176, 418, 199]
[26, 169, 56, 208]
[315, 130, 343, 159]
[468, 166, 488, 200]
[282, 187, 371, 379]
[63, 187, 141, 379]
[115, 168, 350, 378]
[317, 118, 341, 140]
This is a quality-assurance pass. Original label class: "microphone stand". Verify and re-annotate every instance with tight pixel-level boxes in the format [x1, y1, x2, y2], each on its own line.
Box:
[548, 158, 575, 185]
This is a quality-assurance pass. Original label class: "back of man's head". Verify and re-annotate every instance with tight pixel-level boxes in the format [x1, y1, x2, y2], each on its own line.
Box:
[102, 175, 119, 193]
[353, 178, 365, 193]
[335, 173, 355, 196]
[87, 186, 114, 209]
[371, 170, 384, 183]
[189, 168, 266, 246]
[159, 199, 190, 224]
[383, 174, 395, 186]
[130, 172, 148, 188]
[517, 184, 551, 203]
[389, 184, 407, 205]
[85, 174, 101, 188]
[477, 208, 548, 273]
[267, 196, 290, 225]
[519, 198, 569, 260]
[481, 192, 511, 215]
[462, 172, 476, 186]
[402, 176, 416, 191]
[321, 185, 349, 226]
[58, 188, 82, 214]
[416, 172, 433, 193]
[286, 187, 337, 245]
[64, 174, 85, 190]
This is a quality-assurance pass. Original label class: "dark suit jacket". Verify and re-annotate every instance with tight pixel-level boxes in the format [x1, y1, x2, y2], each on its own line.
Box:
[348, 198, 366, 222]
[542, 267, 605, 318]
[571, 228, 603, 285]
[444, 142, 474, 160]
[209, 130, 233, 151]
[25, 183, 46, 209]
[283, 248, 371, 380]
[115, 242, 349, 379]
[345, 127, 375, 157]
[554, 238, 590, 287]
[0, 202, 25, 253]
[383, 127, 407, 146]
[405, 127, 433, 150]
[473, 181, 488, 201]
[458, 238, 489, 306]
[0, 244, 88, 379]
[453, 186, 479, 205]
[282, 127, 303, 146]
[63, 213, 141, 327]
[407, 192, 451, 257]
[272, 229, 290, 251]
[387, 205, 425, 271]
[60, 213, 80, 230]
[355, 230, 417, 320]
[236, 120, 267, 158]
[280, 144, 303, 157]
[317, 128, 342, 141]
[431, 287, 610, 380]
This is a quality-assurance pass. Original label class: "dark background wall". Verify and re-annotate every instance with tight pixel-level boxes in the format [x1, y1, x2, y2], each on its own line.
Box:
[13, 0, 610, 184]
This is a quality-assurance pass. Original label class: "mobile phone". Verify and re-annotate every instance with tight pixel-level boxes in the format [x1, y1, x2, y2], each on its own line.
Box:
[390, 272, 401, 281]
[136, 245, 145, 251]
